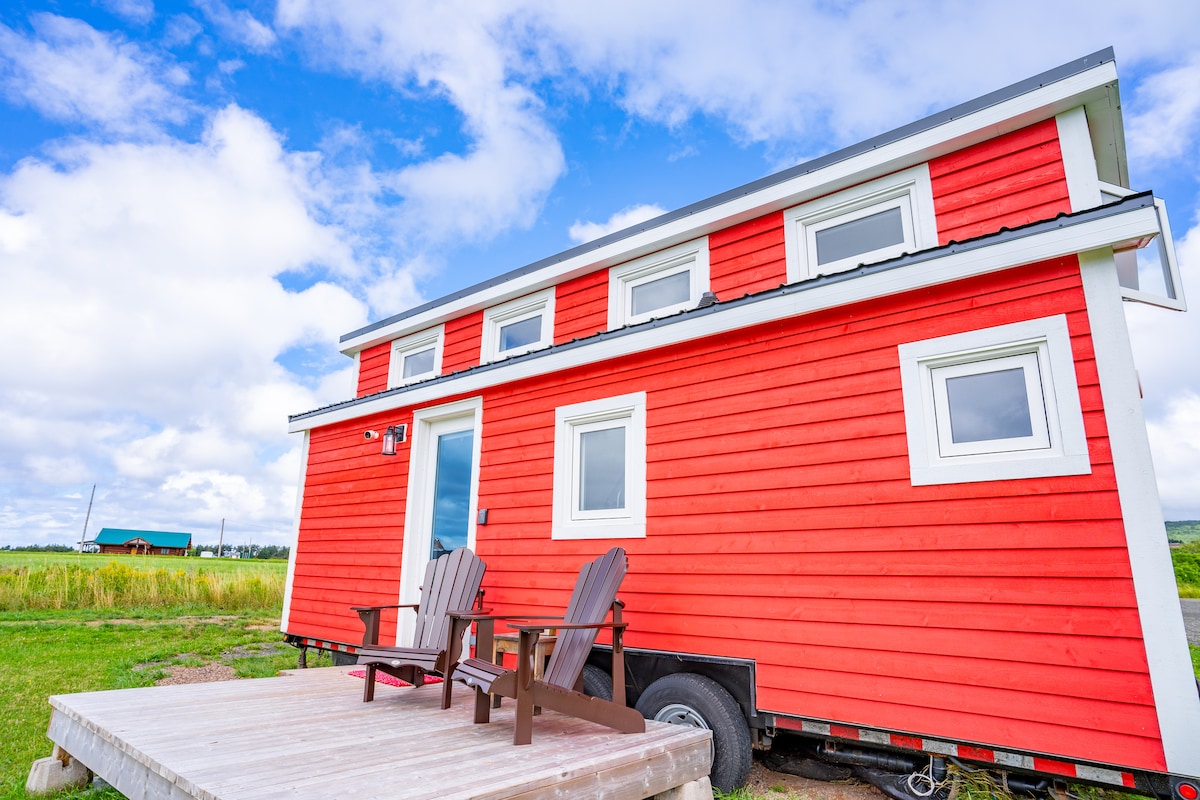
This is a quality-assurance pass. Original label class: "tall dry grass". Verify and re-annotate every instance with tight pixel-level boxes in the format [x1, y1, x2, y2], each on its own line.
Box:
[0, 560, 283, 611]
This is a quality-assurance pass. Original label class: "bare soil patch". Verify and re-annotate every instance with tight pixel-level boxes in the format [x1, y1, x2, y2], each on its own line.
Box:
[156, 663, 239, 685]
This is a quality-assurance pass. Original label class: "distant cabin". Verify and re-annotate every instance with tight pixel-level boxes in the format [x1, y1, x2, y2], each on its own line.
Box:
[92, 528, 192, 556]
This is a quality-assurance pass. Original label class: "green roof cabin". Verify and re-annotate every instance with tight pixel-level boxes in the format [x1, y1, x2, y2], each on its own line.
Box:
[93, 528, 192, 556]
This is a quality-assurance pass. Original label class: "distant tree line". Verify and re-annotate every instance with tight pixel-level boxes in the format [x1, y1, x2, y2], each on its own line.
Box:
[1, 544, 78, 552]
[189, 544, 290, 559]
[1166, 520, 1200, 544]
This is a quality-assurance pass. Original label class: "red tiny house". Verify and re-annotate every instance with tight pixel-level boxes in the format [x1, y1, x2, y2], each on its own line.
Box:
[284, 50, 1197, 797]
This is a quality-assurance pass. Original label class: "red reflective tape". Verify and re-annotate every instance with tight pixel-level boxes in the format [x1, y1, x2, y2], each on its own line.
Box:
[830, 725, 861, 740]
[890, 735, 925, 750]
[774, 717, 805, 731]
[956, 746, 996, 763]
[1032, 758, 1076, 777]
[1122, 773, 1136, 788]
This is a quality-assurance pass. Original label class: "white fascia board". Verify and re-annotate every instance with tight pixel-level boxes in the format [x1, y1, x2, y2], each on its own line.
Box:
[338, 63, 1120, 356]
[1078, 249, 1200, 777]
[291, 202, 1159, 433]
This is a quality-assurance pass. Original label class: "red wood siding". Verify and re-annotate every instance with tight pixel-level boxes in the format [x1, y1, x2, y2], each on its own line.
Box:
[287, 407, 413, 647]
[709, 212, 787, 298]
[442, 311, 484, 374]
[286, 268, 1163, 768]
[930, 119, 1071, 245]
[356, 342, 391, 397]
[556, 269, 608, 344]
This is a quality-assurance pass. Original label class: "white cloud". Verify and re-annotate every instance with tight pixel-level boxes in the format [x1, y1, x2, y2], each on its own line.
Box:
[100, 0, 155, 26]
[0, 13, 188, 136]
[569, 204, 667, 244]
[276, 1, 565, 247]
[194, 0, 277, 52]
[1145, 393, 1200, 520]
[1125, 55, 1200, 169]
[0, 105, 369, 544]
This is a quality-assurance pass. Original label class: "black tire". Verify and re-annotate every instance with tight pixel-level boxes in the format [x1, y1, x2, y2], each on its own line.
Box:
[634, 673, 752, 793]
[581, 664, 613, 701]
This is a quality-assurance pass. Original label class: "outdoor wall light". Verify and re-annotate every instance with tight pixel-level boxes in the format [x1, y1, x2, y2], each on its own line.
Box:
[381, 424, 407, 456]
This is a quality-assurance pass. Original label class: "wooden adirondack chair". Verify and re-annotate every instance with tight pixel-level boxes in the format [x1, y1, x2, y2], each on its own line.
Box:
[353, 547, 486, 704]
[446, 547, 646, 745]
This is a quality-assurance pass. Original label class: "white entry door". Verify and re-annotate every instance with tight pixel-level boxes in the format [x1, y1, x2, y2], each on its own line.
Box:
[397, 397, 482, 644]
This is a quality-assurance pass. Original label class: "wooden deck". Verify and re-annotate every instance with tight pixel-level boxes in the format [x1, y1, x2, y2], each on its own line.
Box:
[43, 666, 712, 800]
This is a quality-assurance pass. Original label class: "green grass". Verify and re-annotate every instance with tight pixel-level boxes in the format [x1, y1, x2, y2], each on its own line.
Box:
[0, 553, 285, 614]
[0, 555, 300, 800]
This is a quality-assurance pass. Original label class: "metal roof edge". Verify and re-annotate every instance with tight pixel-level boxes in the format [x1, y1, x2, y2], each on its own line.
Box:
[292, 190, 1151, 426]
[339, 47, 1117, 348]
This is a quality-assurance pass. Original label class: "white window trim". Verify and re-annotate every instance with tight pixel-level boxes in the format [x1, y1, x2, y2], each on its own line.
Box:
[388, 325, 444, 388]
[784, 164, 938, 282]
[898, 315, 1090, 486]
[1100, 190, 1187, 312]
[552, 392, 647, 540]
[481, 288, 555, 363]
[608, 238, 710, 329]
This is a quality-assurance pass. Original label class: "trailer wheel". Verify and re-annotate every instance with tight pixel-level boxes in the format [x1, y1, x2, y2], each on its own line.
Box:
[634, 673, 751, 793]
[581, 664, 613, 701]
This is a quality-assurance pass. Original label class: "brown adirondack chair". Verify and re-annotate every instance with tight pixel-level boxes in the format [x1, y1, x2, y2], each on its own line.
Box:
[446, 547, 646, 745]
[353, 546, 486, 705]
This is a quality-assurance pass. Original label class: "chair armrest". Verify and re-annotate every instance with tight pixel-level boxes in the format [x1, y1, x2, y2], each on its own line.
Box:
[509, 620, 626, 633]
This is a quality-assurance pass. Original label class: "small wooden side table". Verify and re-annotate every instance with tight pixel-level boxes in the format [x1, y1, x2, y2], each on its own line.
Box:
[491, 630, 557, 679]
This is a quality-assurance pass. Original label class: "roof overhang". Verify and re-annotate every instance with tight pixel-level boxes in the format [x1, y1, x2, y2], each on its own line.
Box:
[291, 194, 1158, 433]
[337, 49, 1124, 357]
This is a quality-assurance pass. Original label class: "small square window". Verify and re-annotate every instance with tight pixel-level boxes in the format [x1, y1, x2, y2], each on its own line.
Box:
[930, 353, 1049, 456]
[785, 165, 938, 282]
[898, 316, 1090, 485]
[553, 392, 647, 540]
[609, 238, 710, 329]
[388, 326, 444, 388]
[482, 289, 555, 363]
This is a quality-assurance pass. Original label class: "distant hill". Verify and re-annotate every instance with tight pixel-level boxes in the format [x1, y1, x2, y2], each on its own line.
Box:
[1166, 520, 1200, 543]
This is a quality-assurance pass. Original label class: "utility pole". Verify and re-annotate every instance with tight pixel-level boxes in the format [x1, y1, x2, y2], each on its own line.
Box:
[78, 484, 95, 554]
[217, 518, 225, 558]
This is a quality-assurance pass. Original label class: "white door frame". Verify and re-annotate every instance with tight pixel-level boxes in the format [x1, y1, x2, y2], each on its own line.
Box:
[396, 396, 483, 645]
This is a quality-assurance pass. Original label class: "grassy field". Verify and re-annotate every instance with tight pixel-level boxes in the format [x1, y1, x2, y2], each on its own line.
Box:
[0, 554, 310, 800]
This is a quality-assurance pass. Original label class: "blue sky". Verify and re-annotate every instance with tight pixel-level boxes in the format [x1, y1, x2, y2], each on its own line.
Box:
[2, 1, 1199, 548]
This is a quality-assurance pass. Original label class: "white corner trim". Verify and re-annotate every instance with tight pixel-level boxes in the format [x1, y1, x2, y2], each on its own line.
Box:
[552, 392, 647, 540]
[1056, 107, 1102, 212]
[1078, 248, 1200, 776]
[289, 202, 1163, 434]
[280, 430, 310, 632]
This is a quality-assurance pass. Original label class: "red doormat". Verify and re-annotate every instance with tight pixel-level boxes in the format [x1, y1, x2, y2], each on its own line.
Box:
[347, 668, 443, 688]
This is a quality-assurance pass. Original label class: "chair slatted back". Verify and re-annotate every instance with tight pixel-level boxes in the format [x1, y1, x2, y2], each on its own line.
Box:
[410, 547, 487, 649]
[542, 547, 627, 690]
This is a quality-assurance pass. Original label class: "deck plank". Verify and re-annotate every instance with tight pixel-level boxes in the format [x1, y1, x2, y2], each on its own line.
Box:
[45, 666, 711, 800]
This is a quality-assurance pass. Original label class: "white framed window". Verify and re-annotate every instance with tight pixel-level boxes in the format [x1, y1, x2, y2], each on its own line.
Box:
[608, 238, 710, 329]
[552, 392, 647, 540]
[481, 288, 556, 363]
[784, 164, 938, 282]
[388, 325, 444, 388]
[898, 315, 1090, 486]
